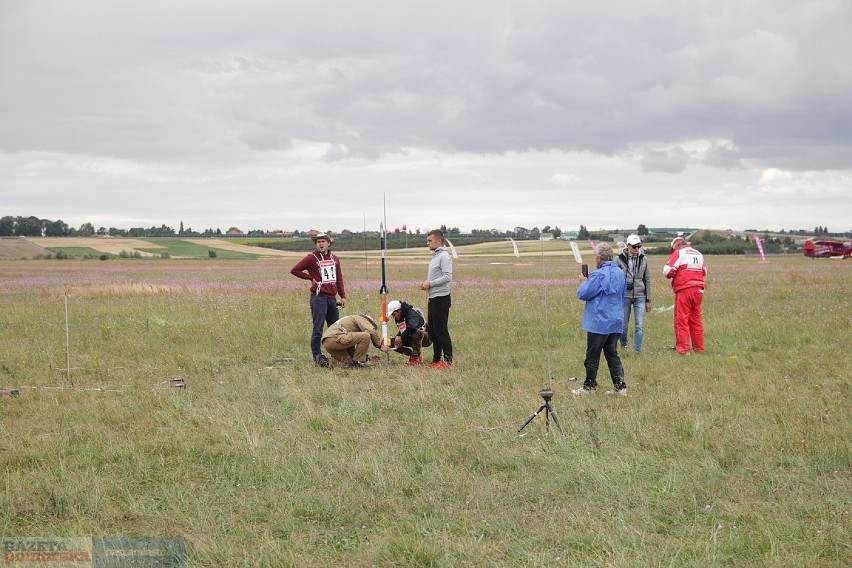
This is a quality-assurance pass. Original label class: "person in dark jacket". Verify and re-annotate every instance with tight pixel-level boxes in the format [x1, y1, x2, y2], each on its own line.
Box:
[616, 234, 652, 354]
[574, 242, 628, 395]
[386, 300, 430, 366]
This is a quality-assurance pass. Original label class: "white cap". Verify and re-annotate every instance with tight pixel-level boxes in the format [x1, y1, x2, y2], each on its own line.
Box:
[386, 300, 401, 317]
[670, 237, 688, 251]
[626, 234, 642, 246]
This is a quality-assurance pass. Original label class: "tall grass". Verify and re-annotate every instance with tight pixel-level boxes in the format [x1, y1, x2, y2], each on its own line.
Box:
[0, 254, 849, 566]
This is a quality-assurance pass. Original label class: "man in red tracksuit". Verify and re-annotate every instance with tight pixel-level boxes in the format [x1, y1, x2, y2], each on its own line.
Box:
[663, 237, 707, 355]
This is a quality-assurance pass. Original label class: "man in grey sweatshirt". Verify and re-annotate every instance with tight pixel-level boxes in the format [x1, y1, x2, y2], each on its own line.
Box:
[420, 229, 453, 367]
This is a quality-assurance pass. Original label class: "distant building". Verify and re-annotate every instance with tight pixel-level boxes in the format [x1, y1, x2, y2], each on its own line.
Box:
[647, 228, 695, 239]
[304, 229, 338, 239]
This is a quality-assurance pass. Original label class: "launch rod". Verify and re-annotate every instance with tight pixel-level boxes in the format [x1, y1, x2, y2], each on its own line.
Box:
[379, 222, 390, 347]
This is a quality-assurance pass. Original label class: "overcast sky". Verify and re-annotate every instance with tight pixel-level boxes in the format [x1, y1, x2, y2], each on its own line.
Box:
[2, 0, 851, 234]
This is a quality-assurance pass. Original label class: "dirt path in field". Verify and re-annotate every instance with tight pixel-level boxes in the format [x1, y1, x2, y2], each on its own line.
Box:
[0, 237, 51, 259]
[182, 238, 301, 257]
[3, 237, 574, 261]
[25, 237, 166, 255]
[16, 237, 302, 258]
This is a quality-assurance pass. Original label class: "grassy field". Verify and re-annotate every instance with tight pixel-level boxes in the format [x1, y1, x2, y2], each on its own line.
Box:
[16, 237, 282, 260]
[0, 250, 849, 566]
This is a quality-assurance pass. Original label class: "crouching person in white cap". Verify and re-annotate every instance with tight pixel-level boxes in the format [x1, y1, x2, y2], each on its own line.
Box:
[386, 300, 431, 366]
[321, 314, 390, 369]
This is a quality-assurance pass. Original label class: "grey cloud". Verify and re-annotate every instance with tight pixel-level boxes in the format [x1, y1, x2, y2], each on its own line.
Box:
[638, 147, 690, 173]
[703, 143, 742, 169]
[1, 0, 851, 235]
[322, 144, 349, 162]
[3, 0, 851, 171]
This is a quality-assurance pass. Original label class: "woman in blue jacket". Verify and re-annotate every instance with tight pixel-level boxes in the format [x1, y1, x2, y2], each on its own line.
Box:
[574, 243, 628, 395]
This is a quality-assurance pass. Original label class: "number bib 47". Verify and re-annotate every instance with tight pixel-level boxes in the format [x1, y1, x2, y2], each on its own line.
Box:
[319, 259, 337, 284]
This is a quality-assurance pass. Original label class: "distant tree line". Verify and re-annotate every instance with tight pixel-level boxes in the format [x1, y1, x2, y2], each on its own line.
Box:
[249, 232, 492, 252]
[0, 216, 225, 238]
[2, 215, 848, 244]
[640, 231, 803, 255]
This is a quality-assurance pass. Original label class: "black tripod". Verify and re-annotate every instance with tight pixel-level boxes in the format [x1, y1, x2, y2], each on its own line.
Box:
[518, 387, 564, 434]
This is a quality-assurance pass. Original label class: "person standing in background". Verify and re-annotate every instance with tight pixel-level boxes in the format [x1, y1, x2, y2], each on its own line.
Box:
[574, 243, 628, 395]
[663, 237, 707, 355]
[616, 234, 651, 354]
[420, 229, 453, 368]
[290, 233, 347, 367]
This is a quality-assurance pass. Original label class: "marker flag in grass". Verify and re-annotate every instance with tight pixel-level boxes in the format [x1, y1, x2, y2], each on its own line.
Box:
[753, 235, 766, 262]
[508, 238, 520, 257]
[445, 238, 458, 259]
[570, 241, 583, 265]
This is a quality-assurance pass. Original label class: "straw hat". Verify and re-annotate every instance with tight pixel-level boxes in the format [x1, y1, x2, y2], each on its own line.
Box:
[311, 233, 333, 244]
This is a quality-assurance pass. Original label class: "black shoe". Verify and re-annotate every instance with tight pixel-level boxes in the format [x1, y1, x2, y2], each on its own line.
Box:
[348, 361, 365, 369]
[314, 355, 329, 368]
[607, 378, 628, 395]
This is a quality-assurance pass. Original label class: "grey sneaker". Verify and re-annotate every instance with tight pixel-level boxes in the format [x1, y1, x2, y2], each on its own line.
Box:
[571, 387, 595, 396]
[605, 387, 628, 396]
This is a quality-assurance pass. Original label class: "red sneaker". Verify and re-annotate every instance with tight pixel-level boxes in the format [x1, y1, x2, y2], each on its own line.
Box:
[407, 356, 422, 366]
[429, 361, 451, 369]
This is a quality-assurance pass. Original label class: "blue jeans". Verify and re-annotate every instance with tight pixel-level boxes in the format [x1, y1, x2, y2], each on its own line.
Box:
[621, 297, 646, 353]
[310, 294, 339, 360]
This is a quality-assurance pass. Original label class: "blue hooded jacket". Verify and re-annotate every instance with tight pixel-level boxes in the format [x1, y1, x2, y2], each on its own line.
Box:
[577, 260, 626, 334]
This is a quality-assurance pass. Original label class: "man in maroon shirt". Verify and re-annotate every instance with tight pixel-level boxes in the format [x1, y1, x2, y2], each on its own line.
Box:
[290, 233, 347, 366]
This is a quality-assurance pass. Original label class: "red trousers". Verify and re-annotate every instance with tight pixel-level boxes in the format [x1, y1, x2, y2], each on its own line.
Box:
[673, 287, 704, 354]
